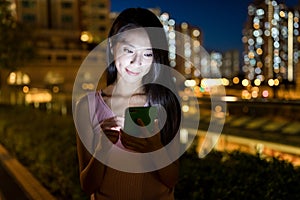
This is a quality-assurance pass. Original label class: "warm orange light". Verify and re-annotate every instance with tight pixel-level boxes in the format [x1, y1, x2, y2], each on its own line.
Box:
[248, 51, 255, 59]
[253, 23, 260, 29]
[233, 77, 239, 84]
[280, 11, 285, 18]
[256, 48, 263, 55]
[257, 61, 263, 68]
[274, 79, 280, 86]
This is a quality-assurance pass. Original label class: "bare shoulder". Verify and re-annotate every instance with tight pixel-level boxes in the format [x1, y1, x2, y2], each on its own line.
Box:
[74, 94, 89, 119]
[102, 85, 114, 96]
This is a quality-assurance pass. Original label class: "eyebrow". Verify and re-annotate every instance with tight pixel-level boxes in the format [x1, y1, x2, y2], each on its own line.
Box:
[119, 39, 152, 50]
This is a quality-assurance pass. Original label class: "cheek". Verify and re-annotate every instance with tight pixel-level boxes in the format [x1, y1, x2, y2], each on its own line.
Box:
[143, 64, 152, 75]
[115, 55, 131, 68]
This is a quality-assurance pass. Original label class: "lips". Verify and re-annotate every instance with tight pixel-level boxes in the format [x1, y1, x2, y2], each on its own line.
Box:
[126, 68, 140, 76]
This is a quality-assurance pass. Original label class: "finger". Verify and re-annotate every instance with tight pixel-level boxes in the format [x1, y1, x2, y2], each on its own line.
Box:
[103, 130, 119, 143]
[101, 118, 121, 131]
[153, 119, 160, 134]
[136, 118, 154, 137]
[120, 130, 145, 149]
[136, 118, 145, 126]
[116, 116, 125, 127]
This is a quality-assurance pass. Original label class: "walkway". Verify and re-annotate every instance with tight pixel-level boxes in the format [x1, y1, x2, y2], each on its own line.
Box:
[0, 144, 56, 200]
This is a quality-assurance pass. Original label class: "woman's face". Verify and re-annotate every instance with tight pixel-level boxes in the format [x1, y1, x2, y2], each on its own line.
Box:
[113, 28, 153, 84]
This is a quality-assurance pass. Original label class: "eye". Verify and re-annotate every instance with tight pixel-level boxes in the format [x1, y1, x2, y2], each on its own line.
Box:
[143, 50, 153, 58]
[123, 47, 134, 54]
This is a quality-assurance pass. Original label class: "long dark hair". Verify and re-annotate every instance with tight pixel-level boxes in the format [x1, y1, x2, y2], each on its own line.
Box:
[106, 8, 181, 145]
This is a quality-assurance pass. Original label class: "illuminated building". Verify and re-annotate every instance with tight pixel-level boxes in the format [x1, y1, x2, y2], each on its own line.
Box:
[4, 0, 110, 93]
[175, 23, 203, 79]
[242, 0, 299, 90]
[221, 50, 240, 79]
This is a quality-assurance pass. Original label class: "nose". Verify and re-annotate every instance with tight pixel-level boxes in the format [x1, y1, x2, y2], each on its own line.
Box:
[130, 52, 142, 66]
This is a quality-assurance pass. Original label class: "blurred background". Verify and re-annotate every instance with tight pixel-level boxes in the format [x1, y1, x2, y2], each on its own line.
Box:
[1, 0, 300, 199]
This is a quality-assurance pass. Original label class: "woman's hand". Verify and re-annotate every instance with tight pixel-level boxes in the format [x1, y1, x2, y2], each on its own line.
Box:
[100, 116, 123, 144]
[120, 119, 163, 153]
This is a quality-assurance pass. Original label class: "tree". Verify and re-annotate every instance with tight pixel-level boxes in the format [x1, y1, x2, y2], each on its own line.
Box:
[0, 0, 35, 70]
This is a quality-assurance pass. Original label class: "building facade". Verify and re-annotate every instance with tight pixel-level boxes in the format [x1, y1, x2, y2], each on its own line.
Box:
[3, 0, 110, 94]
[242, 0, 300, 98]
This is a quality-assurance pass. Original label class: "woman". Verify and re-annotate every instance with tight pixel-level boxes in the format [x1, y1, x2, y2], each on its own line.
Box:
[75, 8, 181, 200]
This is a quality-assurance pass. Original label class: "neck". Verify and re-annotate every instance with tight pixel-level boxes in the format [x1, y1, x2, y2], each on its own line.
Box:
[113, 78, 144, 96]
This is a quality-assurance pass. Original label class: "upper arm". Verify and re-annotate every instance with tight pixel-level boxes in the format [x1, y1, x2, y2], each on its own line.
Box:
[74, 95, 94, 172]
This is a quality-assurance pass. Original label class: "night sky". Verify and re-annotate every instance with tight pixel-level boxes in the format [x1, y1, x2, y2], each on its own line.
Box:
[110, 0, 300, 54]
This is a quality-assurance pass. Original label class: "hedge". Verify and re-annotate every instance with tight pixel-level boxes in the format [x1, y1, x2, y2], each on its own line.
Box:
[0, 104, 299, 200]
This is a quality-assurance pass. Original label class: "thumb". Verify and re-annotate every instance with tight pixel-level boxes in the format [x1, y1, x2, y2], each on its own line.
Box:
[153, 119, 160, 135]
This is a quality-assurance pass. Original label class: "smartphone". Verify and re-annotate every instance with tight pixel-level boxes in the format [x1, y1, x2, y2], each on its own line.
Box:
[124, 106, 158, 137]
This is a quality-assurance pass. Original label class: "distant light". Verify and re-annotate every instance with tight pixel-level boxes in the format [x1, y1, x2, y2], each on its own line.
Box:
[25, 89, 52, 104]
[242, 36, 248, 43]
[184, 67, 191, 74]
[181, 22, 188, 29]
[252, 86, 259, 92]
[201, 78, 223, 87]
[168, 19, 175, 26]
[222, 78, 230, 86]
[274, 79, 280, 86]
[80, 31, 93, 43]
[248, 51, 255, 59]
[233, 77, 240, 84]
[264, 30, 270, 36]
[256, 8, 264, 16]
[23, 86, 29, 93]
[180, 129, 189, 144]
[251, 90, 258, 98]
[168, 31, 176, 39]
[192, 29, 200, 37]
[82, 83, 95, 90]
[182, 105, 189, 113]
[170, 60, 176, 67]
[280, 11, 286, 18]
[268, 79, 274, 86]
[184, 79, 196, 87]
[193, 40, 200, 47]
[7, 71, 30, 85]
[256, 48, 263, 55]
[52, 86, 60, 93]
[262, 90, 269, 98]
[254, 79, 261, 86]
[22, 74, 30, 84]
[253, 23, 260, 29]
[242, 79, 250, 87]
[160, 13, 169, 21]
[214, 105, 222, 112]
[242, 90, 251, 99]
[221, 96, 238, 102]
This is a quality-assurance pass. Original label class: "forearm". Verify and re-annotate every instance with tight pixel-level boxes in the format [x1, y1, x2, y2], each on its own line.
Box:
[80, 155, 106, 195]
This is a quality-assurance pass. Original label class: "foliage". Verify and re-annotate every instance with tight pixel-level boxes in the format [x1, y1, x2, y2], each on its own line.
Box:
[0, 104, 89, 200]
[1, 105, 300, 200]
[175, 145, 300, 200]
[0, 1, 35, 69]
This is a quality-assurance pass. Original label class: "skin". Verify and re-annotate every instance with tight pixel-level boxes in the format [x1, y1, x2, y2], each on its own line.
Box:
[103, 28, 161, 152]
[75, 28, 179, 195]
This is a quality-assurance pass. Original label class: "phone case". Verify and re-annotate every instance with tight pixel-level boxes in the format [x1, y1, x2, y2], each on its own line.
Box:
[124, 106, 158, 136]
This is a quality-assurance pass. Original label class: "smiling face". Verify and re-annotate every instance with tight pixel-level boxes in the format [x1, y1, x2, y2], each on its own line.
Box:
[113, 28, 153, 84]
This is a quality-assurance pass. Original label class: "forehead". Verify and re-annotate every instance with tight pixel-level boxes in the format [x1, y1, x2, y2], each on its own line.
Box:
[117, 28, 152, 48]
